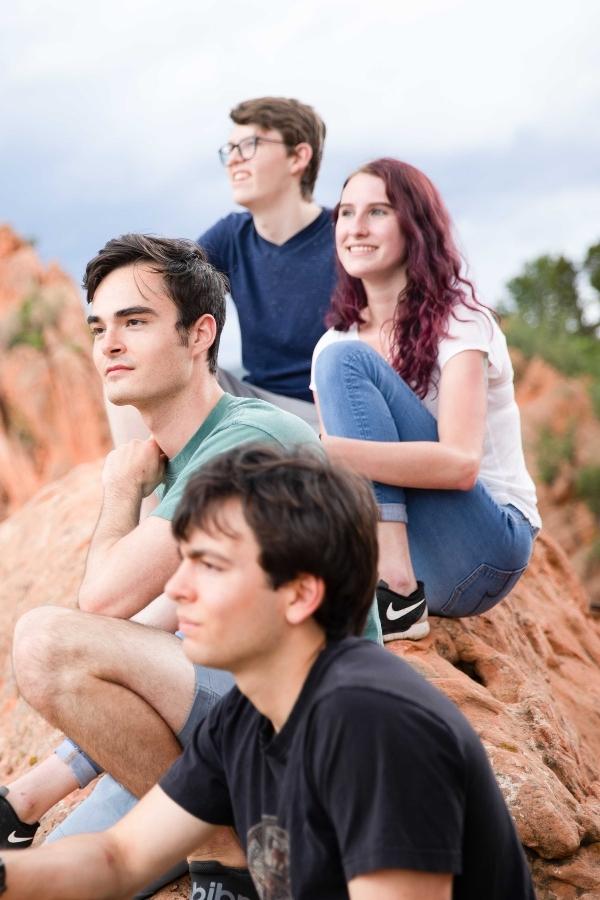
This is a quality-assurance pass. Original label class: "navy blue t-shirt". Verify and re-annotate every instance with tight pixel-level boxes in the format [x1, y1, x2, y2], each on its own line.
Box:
[198, 209, 335, 402]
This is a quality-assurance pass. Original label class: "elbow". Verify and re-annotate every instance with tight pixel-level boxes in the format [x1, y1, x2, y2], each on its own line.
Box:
[456, 453, 481, 491]
[77, 583, 121, 617]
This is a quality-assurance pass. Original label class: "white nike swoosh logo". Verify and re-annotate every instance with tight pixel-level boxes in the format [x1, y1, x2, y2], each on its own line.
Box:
[8, 831, 33, 844]
[386, 599, 423, 621]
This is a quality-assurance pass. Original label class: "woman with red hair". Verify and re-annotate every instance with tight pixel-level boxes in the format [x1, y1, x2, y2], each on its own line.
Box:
[311, 158, 540, 641]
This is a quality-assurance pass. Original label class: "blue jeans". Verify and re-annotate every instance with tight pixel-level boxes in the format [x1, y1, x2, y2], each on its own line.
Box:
[315, 341, 538, 617]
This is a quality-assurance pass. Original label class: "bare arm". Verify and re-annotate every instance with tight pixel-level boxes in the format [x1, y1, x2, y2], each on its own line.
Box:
[318, 350, 487, 491]
[78, 439, 180, 617]
[349, 869, 452, 900]
[2, 786, 218, 900]
[131, 592, 179, 631]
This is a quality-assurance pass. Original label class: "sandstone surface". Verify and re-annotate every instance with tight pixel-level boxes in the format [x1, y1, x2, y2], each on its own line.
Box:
[1, 463, 600, 898]
[514, 354, 600, 609]
[0, 225, 111, 522]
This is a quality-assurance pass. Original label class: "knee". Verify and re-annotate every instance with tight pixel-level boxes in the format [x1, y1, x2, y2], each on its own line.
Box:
[314, 340, 374, 392]
[13, 606, 79, 711]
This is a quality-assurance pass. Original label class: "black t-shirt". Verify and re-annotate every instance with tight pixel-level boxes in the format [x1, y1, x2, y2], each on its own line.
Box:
[160, 639, 534, 899]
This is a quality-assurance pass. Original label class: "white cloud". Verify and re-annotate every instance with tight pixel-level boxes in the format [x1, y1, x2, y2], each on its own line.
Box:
[1, 0, 599, 310]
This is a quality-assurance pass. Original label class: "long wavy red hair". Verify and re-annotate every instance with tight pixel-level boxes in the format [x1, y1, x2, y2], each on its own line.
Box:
[327, 158, 484, 398]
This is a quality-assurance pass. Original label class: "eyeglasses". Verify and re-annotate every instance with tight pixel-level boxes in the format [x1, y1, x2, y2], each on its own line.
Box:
[218, 136, 288, 165]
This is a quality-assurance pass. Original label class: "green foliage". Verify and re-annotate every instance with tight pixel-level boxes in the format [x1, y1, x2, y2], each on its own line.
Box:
[6, 292, 52, 352]
[536, 425, 576, 485]
[576, 466, 600, 518]
[504, 244, 599, 337]
[584, 242, 600, 296]
[503, 240, 600, 420]
[506, 255, 584, 333]
[503, 317, 600, 381]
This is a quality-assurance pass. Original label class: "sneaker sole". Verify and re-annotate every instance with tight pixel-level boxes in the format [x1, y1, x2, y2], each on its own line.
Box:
[383, 619, 431, 642]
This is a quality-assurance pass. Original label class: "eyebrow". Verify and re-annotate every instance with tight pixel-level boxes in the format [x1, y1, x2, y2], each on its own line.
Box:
[87, 306, 158, 325]
[338, 201, 394, 209]
[185, 548, 233, 564]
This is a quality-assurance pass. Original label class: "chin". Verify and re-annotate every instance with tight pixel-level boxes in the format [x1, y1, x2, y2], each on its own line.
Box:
[105, 391, 137, 407]
[182, 640, 225, 670]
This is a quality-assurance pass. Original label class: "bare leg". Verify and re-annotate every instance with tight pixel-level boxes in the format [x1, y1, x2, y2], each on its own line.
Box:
[2, 756, 79, 824]
[13, 607, 193, 796]
[377, 521, 418, 595]
[12, 606, 245, 866]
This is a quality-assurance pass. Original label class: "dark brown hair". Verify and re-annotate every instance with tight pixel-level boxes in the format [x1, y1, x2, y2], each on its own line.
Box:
[230, 97, 326, 199]
[84, 234, 227, 373]
[172, 443, 379, 641]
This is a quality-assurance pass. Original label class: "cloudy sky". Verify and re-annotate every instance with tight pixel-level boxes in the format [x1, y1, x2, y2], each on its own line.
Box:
[2, 0, 599, 365]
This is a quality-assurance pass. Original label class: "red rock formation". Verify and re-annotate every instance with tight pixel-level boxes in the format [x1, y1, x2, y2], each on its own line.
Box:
[1, 463, 600, 898]
[0, 225, 111, 521]
[515, 354, 600, 609]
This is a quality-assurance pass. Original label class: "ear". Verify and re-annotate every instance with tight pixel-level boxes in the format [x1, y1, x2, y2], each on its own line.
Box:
[284, 573, 325, 626]
[189, 313, 217, 360]
[288, 142, 313, 179]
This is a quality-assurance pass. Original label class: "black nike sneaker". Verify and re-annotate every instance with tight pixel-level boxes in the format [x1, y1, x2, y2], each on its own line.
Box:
[376, 580, 430, 642]
[0, 786, 39, 849]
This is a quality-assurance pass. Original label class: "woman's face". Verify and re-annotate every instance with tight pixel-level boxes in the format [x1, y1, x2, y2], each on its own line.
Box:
[336, 172, 406, 282]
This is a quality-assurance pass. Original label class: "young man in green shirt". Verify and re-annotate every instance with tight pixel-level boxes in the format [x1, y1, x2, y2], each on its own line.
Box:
[1, 234, 362, 896]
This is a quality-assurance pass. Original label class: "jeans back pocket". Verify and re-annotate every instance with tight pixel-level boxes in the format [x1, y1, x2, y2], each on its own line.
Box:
[441, 563, 527, 618]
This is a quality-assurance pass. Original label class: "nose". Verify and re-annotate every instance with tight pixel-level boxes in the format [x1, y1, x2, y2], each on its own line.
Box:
[100, 323, 126, 357]
[226, 146, 244, 168]
[349, 211, 369, 236]
[165, 558, 196, 606]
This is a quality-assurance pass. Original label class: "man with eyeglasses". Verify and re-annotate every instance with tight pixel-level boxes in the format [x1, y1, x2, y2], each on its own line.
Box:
[199, 97, 333, 431]
[107, 97, 333, 448]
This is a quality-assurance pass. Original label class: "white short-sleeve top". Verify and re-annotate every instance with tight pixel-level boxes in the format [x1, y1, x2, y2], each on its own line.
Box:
[310, 305, 541, 528]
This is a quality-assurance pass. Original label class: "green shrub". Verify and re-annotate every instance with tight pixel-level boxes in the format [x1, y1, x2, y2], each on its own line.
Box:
[536, 426, 576, 485]
[6, 292, 53, 352]
[576, 466, 600, 518]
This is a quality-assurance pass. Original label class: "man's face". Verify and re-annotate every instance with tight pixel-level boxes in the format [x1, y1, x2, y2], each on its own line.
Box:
[224, 123, 296, 209]
[166, 500, 289, 673]
[89, 264, 194, 410]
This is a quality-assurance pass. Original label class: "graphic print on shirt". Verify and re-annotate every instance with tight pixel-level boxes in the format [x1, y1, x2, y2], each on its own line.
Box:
[246, 815, 291, 900]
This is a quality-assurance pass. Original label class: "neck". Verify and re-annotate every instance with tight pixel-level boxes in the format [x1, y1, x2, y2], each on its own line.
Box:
[138, 372, 224, 459]
[235, 622, 326, 732]
[361, 268, 408, 330]
[249, 187, 321, 245]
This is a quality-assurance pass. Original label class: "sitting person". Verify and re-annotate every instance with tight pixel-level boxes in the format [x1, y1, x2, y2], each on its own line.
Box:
[311, 158, 541, 641]
[108, 95, 334, 446]
[0, 443, 535, 899]
[0, 233, 340, 898]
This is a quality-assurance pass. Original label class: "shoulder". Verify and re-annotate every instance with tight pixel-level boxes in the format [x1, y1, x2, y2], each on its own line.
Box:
[303, 643, 480, 794]
[198, 212, 253, 259]
[439, 303, 508, 376]
[207, 395, 320, 448]
[312, 326, 358, 361]
[308, 640, 469, 744]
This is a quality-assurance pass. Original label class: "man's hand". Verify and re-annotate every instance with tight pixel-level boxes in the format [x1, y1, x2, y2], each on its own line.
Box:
[78, 438, 179, 618]
[102, 438, 166, 498]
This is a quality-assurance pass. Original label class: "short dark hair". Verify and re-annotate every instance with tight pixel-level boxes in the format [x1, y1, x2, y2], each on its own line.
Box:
[83, 234, 228, 373]
[230, 97, 326, 200]
[172, 444, 378, 641]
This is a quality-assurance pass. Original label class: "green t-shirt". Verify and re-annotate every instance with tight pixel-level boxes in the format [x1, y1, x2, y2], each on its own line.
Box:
[152, 393, 317, 521]
[152, 392, 382, 645]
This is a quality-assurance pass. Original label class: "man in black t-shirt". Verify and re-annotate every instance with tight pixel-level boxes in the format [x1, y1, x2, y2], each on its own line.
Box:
[0, 445, 535, 900]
